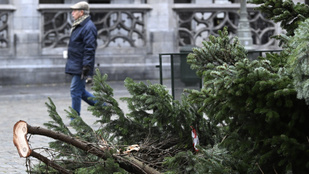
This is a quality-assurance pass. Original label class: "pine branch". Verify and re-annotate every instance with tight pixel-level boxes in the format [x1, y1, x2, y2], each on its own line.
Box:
[14, 120, 161, 174]
[30, 150, 72, 174]
[44, 97, 72, 136]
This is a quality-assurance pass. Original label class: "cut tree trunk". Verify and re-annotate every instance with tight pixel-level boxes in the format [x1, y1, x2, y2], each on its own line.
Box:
[13, 120, 161, 174]
[13, 120, 31, 157]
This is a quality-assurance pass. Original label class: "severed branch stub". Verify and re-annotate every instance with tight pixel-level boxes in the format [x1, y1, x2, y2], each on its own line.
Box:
[13, 120, 160, 174]
[13, 120, 31, 158]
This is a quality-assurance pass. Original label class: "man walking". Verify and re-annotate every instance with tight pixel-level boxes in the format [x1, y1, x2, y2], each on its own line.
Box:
[65, 1, 97, 116]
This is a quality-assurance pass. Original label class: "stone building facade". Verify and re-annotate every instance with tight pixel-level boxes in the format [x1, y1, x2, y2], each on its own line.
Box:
[0, 0, 285, 85]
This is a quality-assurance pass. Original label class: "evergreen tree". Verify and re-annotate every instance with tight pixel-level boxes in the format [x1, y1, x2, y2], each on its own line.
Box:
[287, 18, 309, 104]
[187, 27, 309, 173]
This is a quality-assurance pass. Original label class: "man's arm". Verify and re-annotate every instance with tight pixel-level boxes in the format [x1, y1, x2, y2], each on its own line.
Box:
[82, 23, 97, 77]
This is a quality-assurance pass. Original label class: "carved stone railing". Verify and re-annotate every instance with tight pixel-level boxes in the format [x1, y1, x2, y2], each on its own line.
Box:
[38, 4, 152, 55]
[0, 12, 10, 48]
[173, 4, 281, 50]
[38, 3, 282, 55]
[0, 5, 15, 56]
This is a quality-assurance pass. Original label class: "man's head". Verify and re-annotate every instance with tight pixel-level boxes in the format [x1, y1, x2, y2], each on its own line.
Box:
[71, 1, 90, 20]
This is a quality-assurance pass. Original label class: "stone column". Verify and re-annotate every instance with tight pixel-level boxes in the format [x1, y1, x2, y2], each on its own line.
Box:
[237, 0, 253, 50]
[147, 0, 177, 54]
[143, 0, 178, 80]
[12, 0, 40, 58]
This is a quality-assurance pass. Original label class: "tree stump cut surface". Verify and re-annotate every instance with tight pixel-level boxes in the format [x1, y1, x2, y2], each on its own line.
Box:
[13, 120, 31, 158]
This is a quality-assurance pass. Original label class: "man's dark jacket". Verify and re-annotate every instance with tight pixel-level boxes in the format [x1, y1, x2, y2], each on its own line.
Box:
[65, 17, 97, 76]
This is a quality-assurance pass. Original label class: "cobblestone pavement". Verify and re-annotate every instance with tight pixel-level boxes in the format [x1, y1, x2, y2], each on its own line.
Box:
[0, 81, 133, 173]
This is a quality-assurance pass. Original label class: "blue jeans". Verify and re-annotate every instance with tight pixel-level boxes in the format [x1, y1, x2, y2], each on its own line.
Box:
[70, 75, 96, 115]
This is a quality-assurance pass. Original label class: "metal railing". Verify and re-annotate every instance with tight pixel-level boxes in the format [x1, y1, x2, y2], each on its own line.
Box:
[158, 52, 202, 100]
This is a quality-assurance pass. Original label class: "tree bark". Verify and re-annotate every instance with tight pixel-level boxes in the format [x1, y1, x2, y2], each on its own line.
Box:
[13, 120, 161, 174]
[30, 150, 72, 174]
[26, 123, 108, 159]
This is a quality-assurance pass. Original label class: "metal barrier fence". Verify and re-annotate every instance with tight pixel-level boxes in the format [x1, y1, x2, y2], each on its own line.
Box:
[157, 49, 282, 100]
[158, 52, 202, 100]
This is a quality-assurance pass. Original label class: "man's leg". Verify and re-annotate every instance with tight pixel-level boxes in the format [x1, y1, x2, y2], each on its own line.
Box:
[82, 89, 96, 106]
[70, 75, 85, 115]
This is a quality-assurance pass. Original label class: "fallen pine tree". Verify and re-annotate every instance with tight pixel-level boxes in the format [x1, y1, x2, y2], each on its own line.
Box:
[12, 70, 224, 173]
